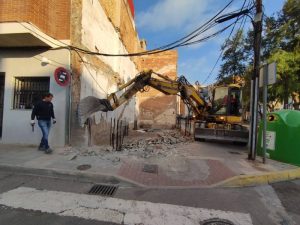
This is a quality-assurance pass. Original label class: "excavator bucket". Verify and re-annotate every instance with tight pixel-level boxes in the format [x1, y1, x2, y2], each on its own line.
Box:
[77, 96, 113, 125]
[194, 121, 249, 143]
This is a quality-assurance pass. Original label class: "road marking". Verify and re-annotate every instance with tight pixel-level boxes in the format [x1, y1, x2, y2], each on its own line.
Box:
[255, 185, 296, 225]
[0, 187, 253, 225]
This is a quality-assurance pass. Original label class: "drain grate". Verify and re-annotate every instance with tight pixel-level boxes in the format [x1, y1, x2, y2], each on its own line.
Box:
[200, 218, 235, 225]
[229, 151, 241, 155]
[88, 184, 118, 196]
[143, 164, 158, 174]
[77, 164, 91, 170]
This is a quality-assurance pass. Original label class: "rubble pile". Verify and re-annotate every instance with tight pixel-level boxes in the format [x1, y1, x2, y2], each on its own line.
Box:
[61, 130, 192, 160]
[122, 130, 192, 158]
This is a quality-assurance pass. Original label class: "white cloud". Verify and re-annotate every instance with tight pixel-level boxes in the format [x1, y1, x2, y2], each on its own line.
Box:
[136, 0, 213, 32]
[136, 0, 246, 85]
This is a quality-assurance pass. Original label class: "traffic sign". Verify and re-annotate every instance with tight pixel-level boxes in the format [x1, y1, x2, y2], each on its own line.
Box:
[259, 62, 277, 87]
[54, 67, 70, 86]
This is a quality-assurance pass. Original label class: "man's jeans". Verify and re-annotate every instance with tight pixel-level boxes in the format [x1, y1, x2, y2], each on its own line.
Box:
[38, 120, 51, 149]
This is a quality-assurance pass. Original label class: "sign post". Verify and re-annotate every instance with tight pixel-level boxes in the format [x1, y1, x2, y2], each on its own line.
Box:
[260, 62, 276, 163]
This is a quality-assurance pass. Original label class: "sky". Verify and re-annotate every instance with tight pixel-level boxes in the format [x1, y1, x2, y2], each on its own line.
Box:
[134, 0, 286, 85]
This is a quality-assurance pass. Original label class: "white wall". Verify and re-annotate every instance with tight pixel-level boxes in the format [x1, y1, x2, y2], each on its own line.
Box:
[80, 0, 138, 124]
[0, 49, 70, 147]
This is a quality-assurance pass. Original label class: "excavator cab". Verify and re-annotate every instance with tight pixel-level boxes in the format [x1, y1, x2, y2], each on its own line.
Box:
[211, 85, 242, 124]
[194, 84, 248, 143]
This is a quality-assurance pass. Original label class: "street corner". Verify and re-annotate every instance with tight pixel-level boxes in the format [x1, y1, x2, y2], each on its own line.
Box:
[117, 158, 236, 188]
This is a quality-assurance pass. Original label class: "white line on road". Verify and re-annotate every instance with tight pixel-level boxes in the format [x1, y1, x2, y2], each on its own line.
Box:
[0, 187, 253, 225]
[255, 185, 296, 225]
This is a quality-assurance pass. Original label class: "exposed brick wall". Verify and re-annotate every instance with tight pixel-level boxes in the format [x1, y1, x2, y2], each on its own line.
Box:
[137, 50, 178, 128]
[99, 0, 140, 55]
[99, 0, 119, 27]
[0, 0, 70, 40]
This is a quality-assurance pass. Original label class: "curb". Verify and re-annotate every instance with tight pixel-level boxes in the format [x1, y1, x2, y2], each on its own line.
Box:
[0, 164, 215, 189]
[0, 164, 141, 188]
[217, 167, 300, 187]
[1, 163, 299, 189]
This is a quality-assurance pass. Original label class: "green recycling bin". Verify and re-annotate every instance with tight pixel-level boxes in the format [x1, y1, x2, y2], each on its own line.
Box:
[257, 110, 300, 166]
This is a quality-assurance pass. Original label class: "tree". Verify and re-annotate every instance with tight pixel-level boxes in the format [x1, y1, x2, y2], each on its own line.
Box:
[262, 0, 300, 55]
[261, 16, 282, 60]
[262, 0, 300, 109]
[279, 0, 300, 51]
[217, 30, 247, 83]
[268, 48, 300, 109]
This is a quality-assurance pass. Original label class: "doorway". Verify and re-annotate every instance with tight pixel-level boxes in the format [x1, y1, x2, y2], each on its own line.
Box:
[0, 73, 5, 138]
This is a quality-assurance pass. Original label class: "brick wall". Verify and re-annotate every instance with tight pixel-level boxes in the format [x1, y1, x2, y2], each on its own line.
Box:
[99, 0, 141, 55]
[138, 50, 178, 128]
[0, 0, 70, 40]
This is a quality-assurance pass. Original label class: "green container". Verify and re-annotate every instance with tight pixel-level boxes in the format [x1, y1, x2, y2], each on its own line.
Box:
[257, 110, 300, 166]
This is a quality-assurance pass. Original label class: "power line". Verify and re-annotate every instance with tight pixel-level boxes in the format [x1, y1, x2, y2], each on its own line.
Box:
[201, 0, 251, 84]
[18, 1, 244, 57]
[73, 50, 108, 94]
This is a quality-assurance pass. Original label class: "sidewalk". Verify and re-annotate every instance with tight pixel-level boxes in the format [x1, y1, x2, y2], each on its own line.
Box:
[0, 130, 298, 188]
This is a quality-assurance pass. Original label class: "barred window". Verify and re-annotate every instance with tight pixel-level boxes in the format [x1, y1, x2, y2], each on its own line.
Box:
[13, 77, 50, 109]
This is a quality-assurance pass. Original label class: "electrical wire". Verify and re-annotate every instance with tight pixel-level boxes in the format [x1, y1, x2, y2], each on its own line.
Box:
[68, 0, 236, 57]
[32, 56, 64, 68]
[72, 14, 244, 57]
[201, 0, 251, 84]
[18, 22, 67, 48]
[14, 1, 254, 91]
[35, 54, 69, 67]
[16, 0, 253, 59]
[73, 50, 108, 94]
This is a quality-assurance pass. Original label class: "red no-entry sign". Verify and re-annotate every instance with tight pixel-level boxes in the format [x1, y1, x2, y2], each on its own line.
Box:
[54, 67, 70, 86]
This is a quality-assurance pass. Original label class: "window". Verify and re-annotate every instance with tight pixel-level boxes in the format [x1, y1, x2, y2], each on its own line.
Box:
[212, 87, 228, 115]
[13, 77, 50, 109]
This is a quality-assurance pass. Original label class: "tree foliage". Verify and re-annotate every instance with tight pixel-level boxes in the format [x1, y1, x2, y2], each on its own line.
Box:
[217, 30, 246, 83]
[217, 0, 300, 110]
[265, 0, 300, 109]
[268, 48, 300, 109]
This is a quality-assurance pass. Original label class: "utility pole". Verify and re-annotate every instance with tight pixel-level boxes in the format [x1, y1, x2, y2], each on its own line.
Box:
[248, 0, 263, 160]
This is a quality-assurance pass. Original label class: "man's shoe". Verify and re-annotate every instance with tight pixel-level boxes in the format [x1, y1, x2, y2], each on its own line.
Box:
[38, 146, 45, 151]
[45, 148, 53, 154]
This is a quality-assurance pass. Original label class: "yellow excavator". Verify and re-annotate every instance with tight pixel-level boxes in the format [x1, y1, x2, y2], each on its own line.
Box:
[78, 70, 249, 143]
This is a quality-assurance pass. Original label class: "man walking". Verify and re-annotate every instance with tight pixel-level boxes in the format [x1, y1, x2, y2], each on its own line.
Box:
[31, 93, 56, 154]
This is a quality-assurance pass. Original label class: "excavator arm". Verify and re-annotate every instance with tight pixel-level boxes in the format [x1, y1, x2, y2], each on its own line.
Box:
[106, 70, 207, 117]
[78, 70, 208, 124]
[78, 70, 249, 143]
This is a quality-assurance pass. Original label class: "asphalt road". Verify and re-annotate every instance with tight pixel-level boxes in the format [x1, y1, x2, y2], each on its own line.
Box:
[0, 169, 299, 225]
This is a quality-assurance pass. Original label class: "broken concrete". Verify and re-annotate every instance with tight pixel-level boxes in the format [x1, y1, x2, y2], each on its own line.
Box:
[61, 129, 193, 161]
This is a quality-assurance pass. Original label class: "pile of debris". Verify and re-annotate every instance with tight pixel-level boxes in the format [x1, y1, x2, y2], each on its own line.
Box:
[122, 130, 192, 158]
[61, 130, 192, 160]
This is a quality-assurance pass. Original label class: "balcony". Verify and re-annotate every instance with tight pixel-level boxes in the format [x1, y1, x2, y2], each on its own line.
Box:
[0, 22, 66, 48]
